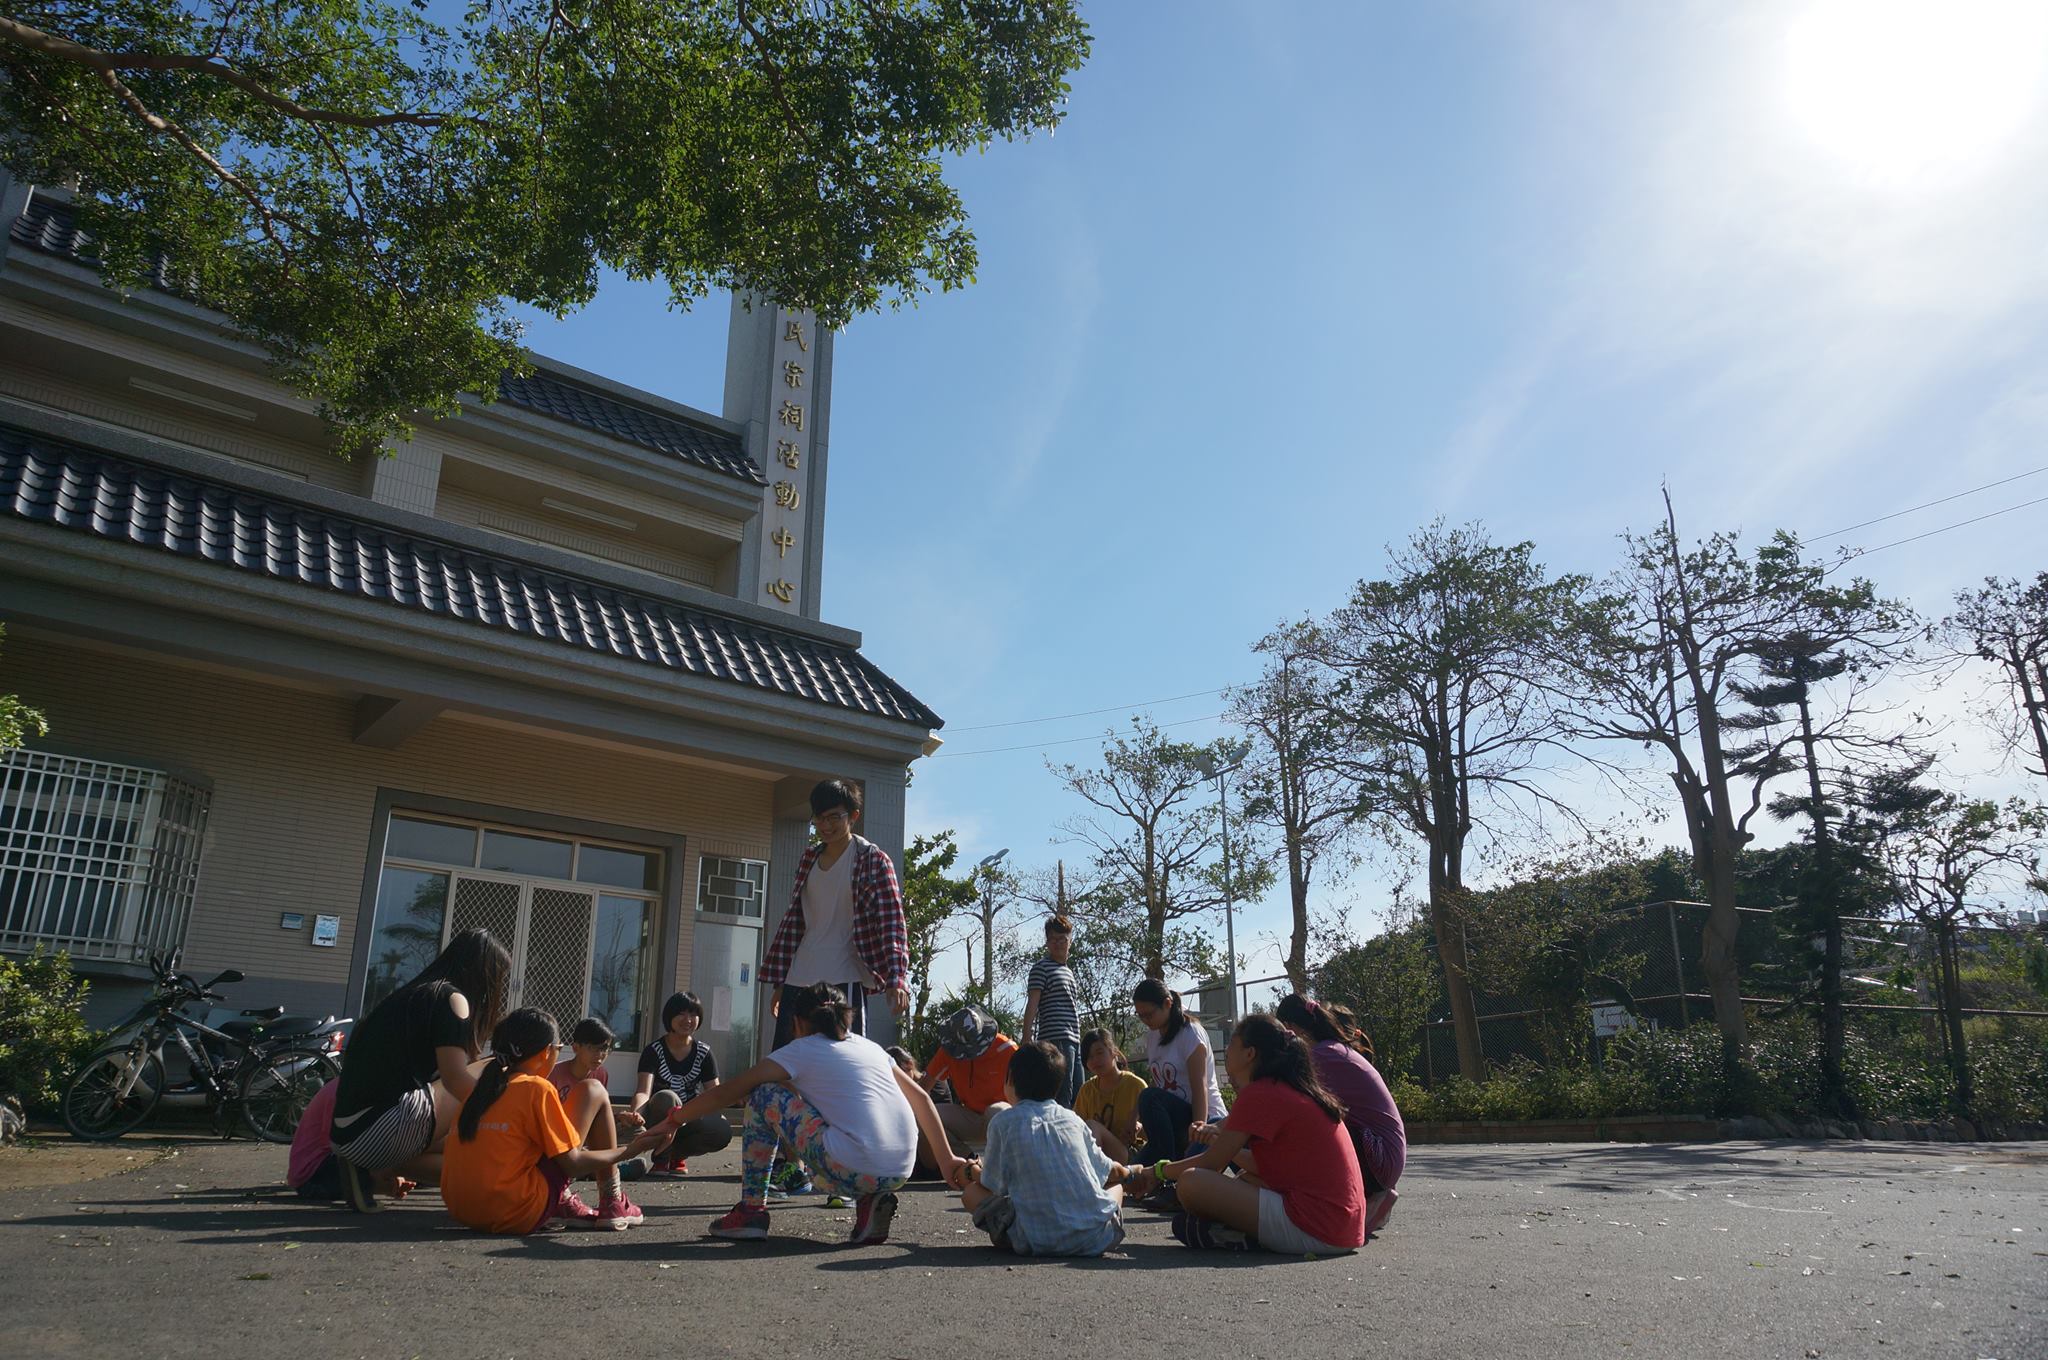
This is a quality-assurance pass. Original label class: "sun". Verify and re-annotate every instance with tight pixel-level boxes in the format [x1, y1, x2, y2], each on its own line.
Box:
[1783, 0, 2048, 187]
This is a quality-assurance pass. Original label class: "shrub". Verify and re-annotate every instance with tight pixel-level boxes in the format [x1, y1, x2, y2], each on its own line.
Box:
[1969, 1022, 2048, 1123]
[0, 949, 95, 1114]
[1606, 1022, 1729, 1113]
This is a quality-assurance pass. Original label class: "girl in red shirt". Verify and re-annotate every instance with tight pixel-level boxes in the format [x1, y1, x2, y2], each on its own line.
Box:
[1153, 1014, 1366, 1254]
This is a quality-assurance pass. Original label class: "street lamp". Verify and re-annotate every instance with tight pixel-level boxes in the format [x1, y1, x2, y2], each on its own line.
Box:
[1193, 739, 1250, 1023]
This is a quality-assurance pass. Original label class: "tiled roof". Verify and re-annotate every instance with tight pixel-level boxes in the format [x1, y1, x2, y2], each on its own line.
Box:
[6, 190, 762, 486]
[497, 371, 763, 484]
[0, 424, 939, 730]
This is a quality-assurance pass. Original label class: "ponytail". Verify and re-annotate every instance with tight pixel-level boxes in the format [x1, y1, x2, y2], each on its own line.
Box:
[458, 1007, 558, 1142]
[788, 982, 852, 1041]
[1277, 993, 1378, 1064]
[1232, 1013, 1343, 1124]
[1322, 1002, 1377, 1065]
[1133, 978, 1188, 1044]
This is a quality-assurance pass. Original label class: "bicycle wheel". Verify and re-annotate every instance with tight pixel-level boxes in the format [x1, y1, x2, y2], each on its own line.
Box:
[63, 1042, 165, 1141]
[240, 1048, 340, 1143]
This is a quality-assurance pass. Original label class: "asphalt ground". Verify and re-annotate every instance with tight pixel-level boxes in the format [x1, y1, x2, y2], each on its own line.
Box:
[0, 1136, 2041, 1360]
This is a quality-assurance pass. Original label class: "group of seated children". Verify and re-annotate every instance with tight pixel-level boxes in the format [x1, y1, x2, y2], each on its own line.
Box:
[301, 922, 1404, 1259]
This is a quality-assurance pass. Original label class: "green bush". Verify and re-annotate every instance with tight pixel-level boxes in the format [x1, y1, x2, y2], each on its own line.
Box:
[1607, 1022, 1729, 1113]
[0, 949, 96, 1114]
[1969, 1021, 2048, 1123]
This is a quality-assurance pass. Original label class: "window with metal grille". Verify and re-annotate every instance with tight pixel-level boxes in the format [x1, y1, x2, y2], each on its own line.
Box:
[0, 750, 210, 964]
[696, 855, 767, 920]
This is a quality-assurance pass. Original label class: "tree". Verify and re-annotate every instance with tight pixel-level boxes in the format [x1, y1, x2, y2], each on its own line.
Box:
[1231, 619, 1364, 993]
[0, 2, 1091, 446]
[899, 832, 980, 1039]
[1315, 896, 1437, 1082]
[1733, 584, 1918, 1116]
[1051, 718, 1270, 981]
[1943, 574, 2048, 784]
[0, 624, 48, 756]
[960, 860, 1025, 1005]
[1311, 521, 1589, 1079]
[1873, 786, 2046, 1115]
[1571, 494, 1852, 1052]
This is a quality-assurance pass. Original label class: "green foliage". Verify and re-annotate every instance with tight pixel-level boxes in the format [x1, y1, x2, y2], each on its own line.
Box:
[0, 949, 96, 1113]
[900, 832, 981, 1036]
[1315, 902, 1438, 1081]
[1967, 1021, 2048, 1123]
[0, 624, 49, 756]
[0, 2, 1091, 447]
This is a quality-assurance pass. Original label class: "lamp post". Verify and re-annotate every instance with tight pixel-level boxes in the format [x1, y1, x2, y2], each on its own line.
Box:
[1193, 740, 1249, 1023]
[975, 848, 1009, 1001]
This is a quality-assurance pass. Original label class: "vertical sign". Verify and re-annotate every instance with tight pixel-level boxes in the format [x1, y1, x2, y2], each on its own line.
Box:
[758, 307, 817, 615]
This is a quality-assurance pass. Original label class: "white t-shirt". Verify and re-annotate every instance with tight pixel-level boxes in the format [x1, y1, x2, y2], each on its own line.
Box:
[1145, 1021, 1227, 1120]
[770, 1034, 917, 1180]
[786, 847, 871, 987]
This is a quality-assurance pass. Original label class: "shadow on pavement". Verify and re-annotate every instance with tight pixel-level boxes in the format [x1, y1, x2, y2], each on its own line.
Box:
[1410, 1140, 1953, 1195]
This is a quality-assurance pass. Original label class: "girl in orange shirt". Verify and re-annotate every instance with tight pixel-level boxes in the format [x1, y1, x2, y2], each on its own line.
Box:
[443, 1008, 675, 1234]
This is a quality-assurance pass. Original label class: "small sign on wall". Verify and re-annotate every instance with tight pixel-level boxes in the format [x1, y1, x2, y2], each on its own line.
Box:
[312, 914, 340, 948]
[279, 912, 305, 931]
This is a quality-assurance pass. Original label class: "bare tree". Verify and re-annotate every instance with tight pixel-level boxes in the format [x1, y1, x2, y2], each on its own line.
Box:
[1051, 718, 1268, 981]
[1942, 573, 2048, 783]
[1571, 494, 1848, 1050]
[1231, 620, 1365, 993]
[1311, 522, 1590, 1079]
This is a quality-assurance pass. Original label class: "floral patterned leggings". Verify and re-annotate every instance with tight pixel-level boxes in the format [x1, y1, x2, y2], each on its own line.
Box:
[741, 1083, 907, 1208]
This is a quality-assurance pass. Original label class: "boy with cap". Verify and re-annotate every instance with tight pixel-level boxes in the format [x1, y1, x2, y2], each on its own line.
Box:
[917, 1003, 1017, 1174]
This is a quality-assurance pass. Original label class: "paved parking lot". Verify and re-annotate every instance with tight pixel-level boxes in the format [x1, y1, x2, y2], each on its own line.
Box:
[1, 1136, 2041, 1359]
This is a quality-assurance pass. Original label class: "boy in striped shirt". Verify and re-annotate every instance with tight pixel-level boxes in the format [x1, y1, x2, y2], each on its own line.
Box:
[1021, 916, 1082, 1106]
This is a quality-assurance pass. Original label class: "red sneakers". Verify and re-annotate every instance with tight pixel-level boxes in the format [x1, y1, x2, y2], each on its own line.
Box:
[555, 1186, 602, 1227]
[707, 1203, 771, 1240]
[848, 1191, 898, 1244]
[593, 1192, 644, 1231]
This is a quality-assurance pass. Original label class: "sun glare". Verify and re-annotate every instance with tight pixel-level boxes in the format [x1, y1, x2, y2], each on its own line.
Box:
[1784, 0, 2048, 187]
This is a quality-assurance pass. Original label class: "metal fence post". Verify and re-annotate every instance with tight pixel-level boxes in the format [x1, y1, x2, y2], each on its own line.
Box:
[1668, 900, 1691, 1028]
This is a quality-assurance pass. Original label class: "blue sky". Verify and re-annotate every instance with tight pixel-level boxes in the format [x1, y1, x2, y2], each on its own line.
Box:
[521, 2, 2048, 1002]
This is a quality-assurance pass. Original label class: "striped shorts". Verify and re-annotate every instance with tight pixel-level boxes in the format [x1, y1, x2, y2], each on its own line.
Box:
[331, 1087, 437, 1172]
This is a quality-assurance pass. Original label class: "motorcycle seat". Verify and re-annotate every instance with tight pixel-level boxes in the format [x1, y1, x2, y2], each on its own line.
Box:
[239, 1006, 286, 1021]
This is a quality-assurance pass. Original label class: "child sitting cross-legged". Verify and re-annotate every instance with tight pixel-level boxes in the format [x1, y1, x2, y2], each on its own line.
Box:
[959, 1040, 1146, 1258]
[625, 992, 734, 1179]
[442, 1007, 675, 1234]
[1153, 1014, 1366, 1256]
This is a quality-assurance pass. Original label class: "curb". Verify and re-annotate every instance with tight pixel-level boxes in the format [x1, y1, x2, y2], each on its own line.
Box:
[1409, 1114, 2048, 1144]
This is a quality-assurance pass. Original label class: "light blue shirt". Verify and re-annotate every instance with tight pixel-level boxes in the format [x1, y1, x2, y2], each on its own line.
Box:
[979, 1098, 1121, 1256]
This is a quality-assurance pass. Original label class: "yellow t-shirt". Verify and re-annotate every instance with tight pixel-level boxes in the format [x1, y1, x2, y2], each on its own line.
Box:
[442, 1069, 579, 1234]
[1074, 1070, 1147, 1139]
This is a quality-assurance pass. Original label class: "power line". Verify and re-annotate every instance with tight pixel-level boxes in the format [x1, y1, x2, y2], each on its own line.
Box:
[1835, 492, 2048, 564]
[1808, 465, 2048, 541]
[932, 712, 1228, 759]
[943, 686, 1230, 733]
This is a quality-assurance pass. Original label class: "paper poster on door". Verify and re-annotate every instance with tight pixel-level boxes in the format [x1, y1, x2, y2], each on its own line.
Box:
[710, 985, 733, 1032]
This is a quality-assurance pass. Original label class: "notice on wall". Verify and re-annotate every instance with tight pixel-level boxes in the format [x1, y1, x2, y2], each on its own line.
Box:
[710, 985, 734, 1032]
[1591, 1002, 1634, 1038]
[312, 914, 340, 948]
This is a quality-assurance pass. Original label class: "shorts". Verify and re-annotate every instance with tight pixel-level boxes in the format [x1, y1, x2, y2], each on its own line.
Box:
[1256, 1187, 1354, 1256]
[332, 1087, 437, 1172]
[970, 1189, 1019, 1250]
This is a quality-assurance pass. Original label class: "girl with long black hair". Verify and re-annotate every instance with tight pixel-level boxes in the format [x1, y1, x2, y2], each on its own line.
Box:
[331, 928, 511, 1211]
[1152, 1013, 1366, 1254]
[1275, 991, 1404, 1234]
[442, 1008, 675, 1234]
[1131, 979, 1225, 1165]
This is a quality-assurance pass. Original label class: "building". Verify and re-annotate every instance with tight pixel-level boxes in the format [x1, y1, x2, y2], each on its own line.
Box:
[0, 174, 941, 1085]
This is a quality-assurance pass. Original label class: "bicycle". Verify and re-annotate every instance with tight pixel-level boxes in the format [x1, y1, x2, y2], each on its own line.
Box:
[63, 949, 350, 1143]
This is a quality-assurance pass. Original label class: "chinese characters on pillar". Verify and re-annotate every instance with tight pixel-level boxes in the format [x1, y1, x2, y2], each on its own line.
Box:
[758, 307, 818, 614]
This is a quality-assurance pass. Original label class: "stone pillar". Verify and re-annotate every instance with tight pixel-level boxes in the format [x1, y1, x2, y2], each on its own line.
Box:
[723, 294, 829, 620]
[856, 765, 908, 1045]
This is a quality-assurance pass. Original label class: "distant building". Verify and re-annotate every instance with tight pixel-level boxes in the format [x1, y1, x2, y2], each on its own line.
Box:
[0, 176, 940, 1080]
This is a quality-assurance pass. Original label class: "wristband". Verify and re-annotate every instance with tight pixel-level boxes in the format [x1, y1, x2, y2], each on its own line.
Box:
[1154, 1159, 1173, 1184]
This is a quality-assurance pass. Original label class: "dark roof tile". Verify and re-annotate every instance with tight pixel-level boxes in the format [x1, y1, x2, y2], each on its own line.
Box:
[0, 424, 938, 730]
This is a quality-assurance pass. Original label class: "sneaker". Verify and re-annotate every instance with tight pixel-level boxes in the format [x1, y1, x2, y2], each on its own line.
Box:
[338, 1159, 382, 1214]
[708, 1203, 771, 1240]
[593, 1192, 644, 1231]
[766, 1164, 815, 1200]
[1364, 1187, 1399, 1239]
[1171, 1210, 1251, 1251]
[1136, 1184, 1181, 1214]
[824, 1194, 849, 1210]
[555, 1186, 602, 1226]
[848, 1191, 898, 1244]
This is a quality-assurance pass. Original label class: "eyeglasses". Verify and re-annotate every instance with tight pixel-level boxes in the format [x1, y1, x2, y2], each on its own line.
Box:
[813, 809, 851, 826]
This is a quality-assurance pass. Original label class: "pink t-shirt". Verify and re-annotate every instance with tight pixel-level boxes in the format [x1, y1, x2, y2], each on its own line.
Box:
[547, 1059, 607, 1102]
[287, 1079, 339, 1187]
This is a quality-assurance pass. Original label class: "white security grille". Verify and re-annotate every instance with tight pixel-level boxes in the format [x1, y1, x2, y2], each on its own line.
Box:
[697, 856, 767, 919]
[0, 751, 210, 963]
[524, 887, 596, 1034]
[445, 876, 521, 951]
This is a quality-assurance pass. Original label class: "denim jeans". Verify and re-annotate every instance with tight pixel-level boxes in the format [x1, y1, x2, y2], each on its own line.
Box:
[1051, 1037, 1082, 1107]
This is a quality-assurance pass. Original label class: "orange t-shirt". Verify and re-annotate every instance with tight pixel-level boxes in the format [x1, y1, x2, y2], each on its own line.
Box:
[925, 1036, 1017, 1114]
[441, 1069, 579, 1234]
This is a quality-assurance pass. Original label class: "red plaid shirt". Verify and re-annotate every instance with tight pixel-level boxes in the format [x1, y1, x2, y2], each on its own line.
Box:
[759, 835, 910, 993]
